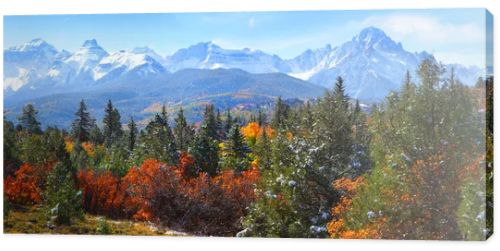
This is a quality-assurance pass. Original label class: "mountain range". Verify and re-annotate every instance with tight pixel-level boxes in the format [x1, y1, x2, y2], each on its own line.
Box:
[3, 27, 484, 127]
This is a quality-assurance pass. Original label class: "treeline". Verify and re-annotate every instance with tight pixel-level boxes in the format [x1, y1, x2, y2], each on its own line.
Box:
[3, 59, 492, 239]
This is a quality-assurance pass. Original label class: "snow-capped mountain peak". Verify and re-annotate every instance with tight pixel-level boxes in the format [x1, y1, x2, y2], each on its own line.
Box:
[65, 39, 108, 73]
[93, 50, 165, 81]
[82, 39, 100, 48]
[131, 46, 167, 66]
[4, 27, 483, 102]
[165, 41, 291, 73]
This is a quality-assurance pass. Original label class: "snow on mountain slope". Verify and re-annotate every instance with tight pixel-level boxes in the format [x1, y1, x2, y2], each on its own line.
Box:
[3, 27, 484, 102]
[4, 38, 59, 90]
[165, 41, 291, 73]
[132, 46, 167, 66]
[64, 39, 109, 74]
[93, 50, 166, 81]
[288, 27, 439, 100]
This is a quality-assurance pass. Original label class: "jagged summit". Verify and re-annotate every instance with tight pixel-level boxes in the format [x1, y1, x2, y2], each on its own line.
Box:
[82, 39, 100, 48]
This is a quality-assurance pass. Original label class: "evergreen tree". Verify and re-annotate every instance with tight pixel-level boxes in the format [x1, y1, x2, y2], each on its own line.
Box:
[3, 119, 20, 177]
[89, 122, 104, 146]
[45, 138, 83, 225]
[203, 104, 218, 139]
[127, 117, 138, 152]
[190, 127, 219, 176]
[220, 123, 250, 172]
[271, 97, 289, 130]
[242, 131, 309, 237]
[17, 103, 42, 134]
[253, 129, 271, 171]
[257, 108, 266, 126]
[144, 105, 178, 164]
[102, 100, 123, 147]
[224, 108, 234, 136]
[174, 107, 194, 152]
[71, 100, 93, 142]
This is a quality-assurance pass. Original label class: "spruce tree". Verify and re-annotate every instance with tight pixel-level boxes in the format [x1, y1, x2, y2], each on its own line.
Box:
[89, 120, 104, 146]
[271, 97, 289, 130]
[144, 105, 177, 164]
[174, 107, 194, 152]
[221, 123, 250, 172]
[203, 104, 218, 139]
[224, 108, 234, 136]
[45, 137, 83, 226]
[17, 103, 42, 134]
[71, 100, 93, 142]
[257, 108, 266, 126]
[102, 100, 123, 147]
[127, 117, 138, 152]
[190, 127, 219, 176]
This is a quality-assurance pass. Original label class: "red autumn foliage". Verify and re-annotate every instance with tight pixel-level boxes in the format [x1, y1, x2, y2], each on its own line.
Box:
[76, 169, 127, 218]
[75, 153, 260, 235]
[4, 163, 43, 205]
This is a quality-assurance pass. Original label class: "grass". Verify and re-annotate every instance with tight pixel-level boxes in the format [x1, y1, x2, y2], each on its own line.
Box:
[4, 205, 187, 236]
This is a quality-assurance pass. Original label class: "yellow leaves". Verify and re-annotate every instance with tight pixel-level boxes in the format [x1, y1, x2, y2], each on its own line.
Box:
[65, 139, 74, 153]
[65, 139, 96, 157]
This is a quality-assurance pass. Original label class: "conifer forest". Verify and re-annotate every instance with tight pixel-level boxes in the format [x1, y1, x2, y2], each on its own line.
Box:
[3, 59, 493, 240]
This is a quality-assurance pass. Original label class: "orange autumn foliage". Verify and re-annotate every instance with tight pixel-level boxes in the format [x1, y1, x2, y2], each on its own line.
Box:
[241, 122, 274, 143]
[76, 169, 127, 218]
[4, 163, 42, 205]
[75, 154, 260, 235]
[328, 176, 381, 239]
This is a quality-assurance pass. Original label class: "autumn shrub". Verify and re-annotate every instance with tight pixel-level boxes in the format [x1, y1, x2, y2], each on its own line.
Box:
[122, 156, 259, 235]
[76, 169, 127, 218]
[4, 163, 43, 205]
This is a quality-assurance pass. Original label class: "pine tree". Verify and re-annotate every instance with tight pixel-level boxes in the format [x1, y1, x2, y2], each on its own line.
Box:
[17, 103, 42, 134]
[216, 108, 225, 140]
[102, 100, 123, 147]
[221, 123, 250, 172]
[257, 108, 266, 126]
[144, 105, 177, 164]
[173, 107, 194, 152]
[71, 100, 93, 142]
[224, 108, 234, 136]
[127, 117, 138, 152]
[89, 122, 104, 146]
[189, 105, 221, 176]
[253, 129, 271, 171]
[45, 137, 83, 226]
[190, 128, 219, 176]
[271, 97, 289, 130]
[203, 104, 218, 139]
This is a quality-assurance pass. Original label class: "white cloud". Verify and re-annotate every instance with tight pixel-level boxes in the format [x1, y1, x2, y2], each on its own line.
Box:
[360, 14, 483, 45]
[356, 14, 485, 66]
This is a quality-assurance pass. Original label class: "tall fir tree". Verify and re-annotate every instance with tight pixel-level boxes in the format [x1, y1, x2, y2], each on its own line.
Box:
[127, 117, 138, 152]
[173, 107, 194, 152]
[17, 103, 42, 134]
[221, 123, 250, 172]
[45, 136, 83, 225]
[71, 100, 93, 142]
[144, 105, 178, 164]
[102, 100, 123, 147]
[271, 97, 289, 130]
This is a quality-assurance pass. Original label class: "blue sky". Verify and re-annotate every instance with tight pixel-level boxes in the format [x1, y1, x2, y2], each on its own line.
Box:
[4, 9, 490, 67]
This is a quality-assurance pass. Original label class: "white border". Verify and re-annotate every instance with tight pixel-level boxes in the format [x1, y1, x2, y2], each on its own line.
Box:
[0, 1, 498, 251]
